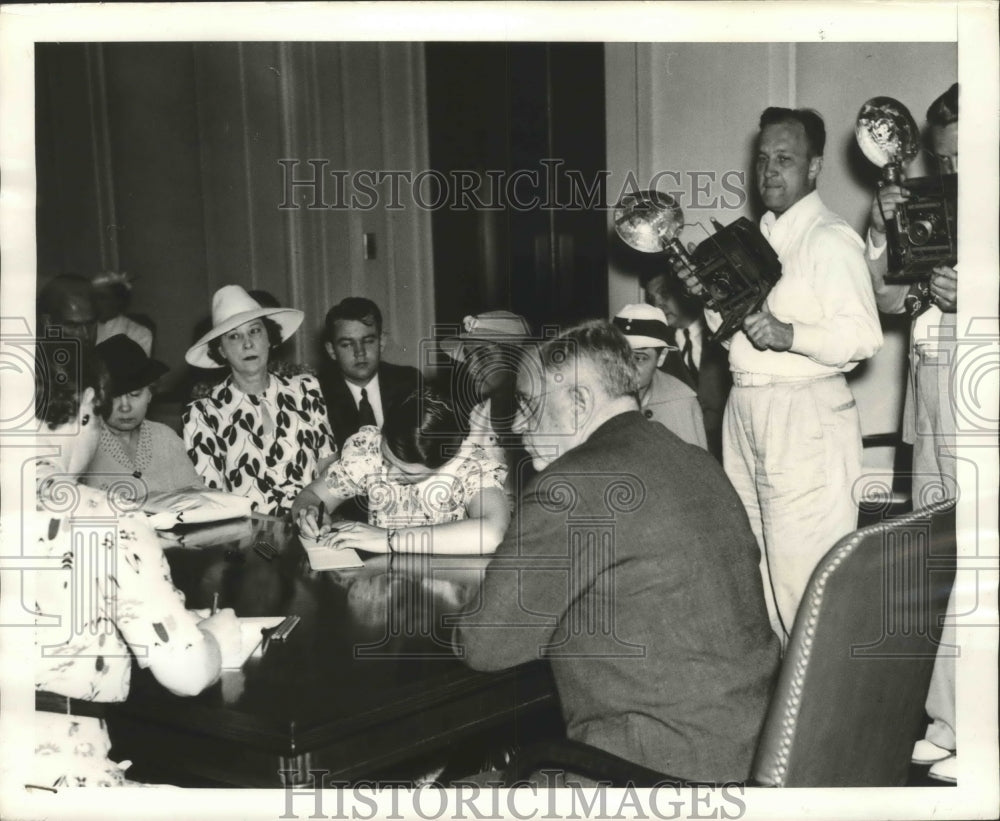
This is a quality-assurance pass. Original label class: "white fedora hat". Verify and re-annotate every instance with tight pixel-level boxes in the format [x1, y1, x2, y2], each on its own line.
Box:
[185, 285, 304, 369]
[612, 303, 675, 350]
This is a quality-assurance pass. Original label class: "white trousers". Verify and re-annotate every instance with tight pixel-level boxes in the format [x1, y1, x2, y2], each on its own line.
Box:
[907, 343, 958, 751]
[907, 344, 959, 506]
[723, 374, 862, 644]
[924, 586, 957, 751]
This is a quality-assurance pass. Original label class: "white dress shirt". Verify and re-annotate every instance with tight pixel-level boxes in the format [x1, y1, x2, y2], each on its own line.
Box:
[675, 322, 703, 371]
[96, 315, 153, 356]
[715, 190, 882, 377]
[345, 374, 385, 427]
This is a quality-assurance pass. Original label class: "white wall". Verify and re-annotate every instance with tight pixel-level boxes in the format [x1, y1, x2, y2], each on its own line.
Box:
[606, 42, 957, 440]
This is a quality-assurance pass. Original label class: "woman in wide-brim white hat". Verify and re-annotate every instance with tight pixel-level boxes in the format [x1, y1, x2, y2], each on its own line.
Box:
[182, 285, 337, 516]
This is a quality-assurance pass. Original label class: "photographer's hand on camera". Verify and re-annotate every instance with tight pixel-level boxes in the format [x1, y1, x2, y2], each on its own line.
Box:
[742, 304, 793, 352]
[869, 183, 910, 242]
[929, 265, 957, 312]
[864, 187, 911, 315]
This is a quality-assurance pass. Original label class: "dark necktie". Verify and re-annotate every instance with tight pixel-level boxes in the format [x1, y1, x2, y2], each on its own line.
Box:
[357, 387, 377, 428]
[682, 328, 698, 379]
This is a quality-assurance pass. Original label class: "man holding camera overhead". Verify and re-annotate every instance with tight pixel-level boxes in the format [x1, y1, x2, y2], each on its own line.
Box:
[864, 83, 959, 784]
[713, 107, 883, 647]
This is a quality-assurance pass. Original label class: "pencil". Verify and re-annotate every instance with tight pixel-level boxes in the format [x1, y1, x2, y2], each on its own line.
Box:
[211, 592, 219, 616]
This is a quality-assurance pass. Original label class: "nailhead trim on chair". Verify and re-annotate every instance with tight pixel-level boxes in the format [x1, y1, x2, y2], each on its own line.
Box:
[765, 497, 957, 785]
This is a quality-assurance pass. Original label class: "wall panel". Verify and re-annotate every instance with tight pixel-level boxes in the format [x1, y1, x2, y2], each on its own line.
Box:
[35, 41, 435, 399]
[101, 43, 209, 369]
[35, 44, 113, 278]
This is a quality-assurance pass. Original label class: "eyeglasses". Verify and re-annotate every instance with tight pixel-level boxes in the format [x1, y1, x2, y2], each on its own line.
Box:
[513, 384, 571, 421]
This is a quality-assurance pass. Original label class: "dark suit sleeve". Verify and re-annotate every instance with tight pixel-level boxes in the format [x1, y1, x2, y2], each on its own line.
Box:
[454, 476, 580, 671]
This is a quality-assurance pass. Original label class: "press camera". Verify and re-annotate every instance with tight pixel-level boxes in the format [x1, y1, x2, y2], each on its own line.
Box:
[856, 96, 957, 283]
[614, 191, 782, 341]
[882, 172, 957, 282]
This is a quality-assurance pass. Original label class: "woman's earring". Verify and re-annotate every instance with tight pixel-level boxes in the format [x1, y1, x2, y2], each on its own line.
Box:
[81, 414, 91, 426]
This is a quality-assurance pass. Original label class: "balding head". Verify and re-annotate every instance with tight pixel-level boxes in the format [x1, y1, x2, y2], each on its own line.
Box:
[37, 274, 97, 344]
[513, 320, 640, 470]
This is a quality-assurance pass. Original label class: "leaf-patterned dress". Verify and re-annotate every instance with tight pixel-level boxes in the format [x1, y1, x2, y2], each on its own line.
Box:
[32, 459, 209, 787]
[182, 373, 336, 516]
[324, 426, 507, 528]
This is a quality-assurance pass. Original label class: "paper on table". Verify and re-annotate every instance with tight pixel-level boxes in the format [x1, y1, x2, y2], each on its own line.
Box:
[223, 616, 285, 669]
[300, 537, 365, 571]
[144, 487, 253, 530]
[158, 517, 255, 548]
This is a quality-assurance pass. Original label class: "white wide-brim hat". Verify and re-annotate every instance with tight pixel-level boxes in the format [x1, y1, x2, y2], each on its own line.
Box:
[185, 285, 304, 369]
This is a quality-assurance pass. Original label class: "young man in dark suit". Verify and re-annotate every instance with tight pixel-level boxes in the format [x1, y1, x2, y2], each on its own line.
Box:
[319, 297, 420, 450]
[646, 273, 731, 461]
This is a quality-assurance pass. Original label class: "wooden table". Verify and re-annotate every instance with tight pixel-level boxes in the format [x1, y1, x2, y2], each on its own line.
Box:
[106, 516, 559, 787]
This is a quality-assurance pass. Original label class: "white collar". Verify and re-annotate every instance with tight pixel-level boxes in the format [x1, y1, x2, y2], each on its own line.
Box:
[345, 373, 379, 404]
[224, 373, 277, 404]
[760, 189, 824, 250]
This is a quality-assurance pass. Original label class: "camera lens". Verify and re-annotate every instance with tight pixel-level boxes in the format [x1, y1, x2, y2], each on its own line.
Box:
[907, 220, 933, 246]
[709, 274, 733, 300]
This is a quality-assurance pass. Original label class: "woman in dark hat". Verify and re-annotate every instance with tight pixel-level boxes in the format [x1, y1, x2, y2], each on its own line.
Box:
[80, 334, 202, 497]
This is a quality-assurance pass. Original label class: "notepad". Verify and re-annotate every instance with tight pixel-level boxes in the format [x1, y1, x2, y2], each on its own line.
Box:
[300, 538, 365, 571]
[222, 617, 285, 669]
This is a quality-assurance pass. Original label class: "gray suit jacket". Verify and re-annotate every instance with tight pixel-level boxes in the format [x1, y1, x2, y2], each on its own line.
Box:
[456, 411, 778, 782]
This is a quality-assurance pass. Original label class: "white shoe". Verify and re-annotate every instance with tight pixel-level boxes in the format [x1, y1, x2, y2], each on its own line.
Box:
[912, 738, 953, 765]
[928, 754, 957, 784]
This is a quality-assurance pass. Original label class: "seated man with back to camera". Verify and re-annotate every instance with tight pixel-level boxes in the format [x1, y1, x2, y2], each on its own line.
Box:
[453, 320, 779, 783]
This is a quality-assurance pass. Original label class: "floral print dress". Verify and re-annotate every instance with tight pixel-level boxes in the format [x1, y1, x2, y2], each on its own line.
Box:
[324, 426, 507, 528]
[32, 459, 208, 787]
[182, 373, 336, 515]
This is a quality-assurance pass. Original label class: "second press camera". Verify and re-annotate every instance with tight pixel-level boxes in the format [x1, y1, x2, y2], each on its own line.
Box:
[855, 96, 957, 283]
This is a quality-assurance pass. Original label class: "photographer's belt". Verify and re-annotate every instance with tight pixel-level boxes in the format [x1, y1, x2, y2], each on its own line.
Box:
[731, 372, 843, 388]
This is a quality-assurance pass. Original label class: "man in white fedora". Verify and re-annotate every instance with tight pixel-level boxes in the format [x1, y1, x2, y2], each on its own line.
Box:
[182, 285, 336, 516]
[612, 303, 707, 450]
